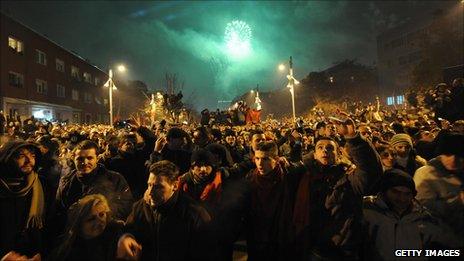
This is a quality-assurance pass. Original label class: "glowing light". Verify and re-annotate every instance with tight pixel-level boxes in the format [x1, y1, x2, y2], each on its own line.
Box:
[225, 20, 252, 59]
[33, 110, 45, 119]
[117, 65, 126, 72]
[278, 64, 286, 71]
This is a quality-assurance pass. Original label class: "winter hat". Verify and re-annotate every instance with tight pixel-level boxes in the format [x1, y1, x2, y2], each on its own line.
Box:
[381, 169, 416, 195]
[434, 131, 464, 157]
[191, 149, 216, 167]
[390, 133, 413, 147]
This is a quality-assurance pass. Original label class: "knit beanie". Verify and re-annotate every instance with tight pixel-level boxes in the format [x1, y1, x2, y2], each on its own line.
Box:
[381, 169, 416, 195]
[390, 133, 413, 147]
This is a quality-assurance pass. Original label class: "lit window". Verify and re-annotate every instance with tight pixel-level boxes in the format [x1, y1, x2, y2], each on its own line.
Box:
[396, 95, 404, 104]
[83, 72, 92, 83]
[36, 79, 48, 94]
[84, 92, 92, 103]
[387, 96, 395, 105]
[94, 77, 100, 86]
[71, 66, 80, 80]
[8, 36, 24, 53]
[329, 76, 334, 83]
[56, 59, 65, 72]
[8, 72, 24, 87]
[36, 50, 47, 65]
[57, 84, 66, 98]
[72, 89, 79, 101]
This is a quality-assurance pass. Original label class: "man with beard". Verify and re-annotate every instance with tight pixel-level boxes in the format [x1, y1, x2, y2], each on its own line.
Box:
[106, 125, 156, 199]
[117, 160, 214, 261]
[56, 140, 133, 224]
[389, 133, 426, 176]
[0, 141, 45, 259]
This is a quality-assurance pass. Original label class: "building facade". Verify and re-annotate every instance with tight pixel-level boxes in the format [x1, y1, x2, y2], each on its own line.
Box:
[0, 12, 109, 124]
[376, 4, 463, 97]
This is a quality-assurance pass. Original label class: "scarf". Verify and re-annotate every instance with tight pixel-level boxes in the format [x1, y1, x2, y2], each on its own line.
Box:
[182, 171, 223, 203]
[0, 171, 45, 229]
[292, 163, 326, 235]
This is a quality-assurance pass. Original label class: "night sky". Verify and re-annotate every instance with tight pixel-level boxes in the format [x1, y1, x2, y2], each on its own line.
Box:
[0, 1, 457, 110]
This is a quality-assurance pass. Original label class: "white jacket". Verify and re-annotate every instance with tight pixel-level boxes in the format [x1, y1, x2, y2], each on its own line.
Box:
[362, 195, 461, 261]
[414, 157, 463, 234]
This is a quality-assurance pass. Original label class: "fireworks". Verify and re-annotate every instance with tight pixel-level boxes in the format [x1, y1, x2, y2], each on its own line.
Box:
[224, 20, 252, 59]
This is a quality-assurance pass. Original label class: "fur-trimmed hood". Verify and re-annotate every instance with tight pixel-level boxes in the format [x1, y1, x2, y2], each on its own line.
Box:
[0, 140, 42, 177]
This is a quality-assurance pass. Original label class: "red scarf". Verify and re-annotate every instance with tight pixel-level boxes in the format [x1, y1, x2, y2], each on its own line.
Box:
[182, 171, 223, 203]
[293, 165, 325, 235]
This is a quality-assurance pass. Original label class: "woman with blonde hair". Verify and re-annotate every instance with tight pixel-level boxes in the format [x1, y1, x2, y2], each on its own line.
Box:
[50, 194, 123, 261]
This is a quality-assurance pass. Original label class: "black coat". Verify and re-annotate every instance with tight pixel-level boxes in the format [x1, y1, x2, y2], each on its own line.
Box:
[125, 191, 215, 261]
[296, 134, 383, 260]
[49, 220, 123, 261]
[0, 192, 42, 258]
[106, 127, 156, 199]
[56, 164, 134, 221]
[0, 141, 45, 258]
[147, 147, 192, 174]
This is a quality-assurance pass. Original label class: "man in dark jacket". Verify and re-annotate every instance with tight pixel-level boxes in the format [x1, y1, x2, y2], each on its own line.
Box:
[0, 141, 45, 259]
[224, 129, 246, 164]
[294, 118, 383, 260]
[179, 149, 253, 261]
[146, 127, 192, 174]
[117, 160, 214, 261]
[56, 140, 134, 222]
[106, 125, 156, 199]
[244, 141, 305, 261]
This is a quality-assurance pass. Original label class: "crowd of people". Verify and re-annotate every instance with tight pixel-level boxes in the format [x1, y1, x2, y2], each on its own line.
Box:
[0, 80, 463, 261]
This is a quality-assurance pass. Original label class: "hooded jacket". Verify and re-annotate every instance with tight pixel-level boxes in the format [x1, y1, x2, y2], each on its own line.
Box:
[0, 141, 45, 257]
[414, 157, 464, 237]
[362, 195, 462, 261]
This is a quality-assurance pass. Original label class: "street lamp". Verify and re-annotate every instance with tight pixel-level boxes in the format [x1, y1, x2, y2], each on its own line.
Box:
[105, 64, 126, 126]
[278, 64, 286, 71]
[117, 65, 126, 72]
[285, 56, 299, 122]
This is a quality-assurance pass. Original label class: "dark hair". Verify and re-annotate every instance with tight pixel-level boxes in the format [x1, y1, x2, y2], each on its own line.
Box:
[194, 126, 210, 139]
[249, 130, 265, 141]
[210, 128, 222, 141]
[149, 160, 180, 183]
[315, 121, 326, 130]
[376, 145, 396, 157]
[73, 140, 99, 153]
[224, 129, 236, 137]
[255, 141, 278, 157]
[167, 127, 186, 140]
[314, 136, 338, 146]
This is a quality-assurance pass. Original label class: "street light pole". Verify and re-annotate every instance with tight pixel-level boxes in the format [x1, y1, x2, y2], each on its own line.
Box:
[108, 69, 114, 126]
[287, 56, 297, 122]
